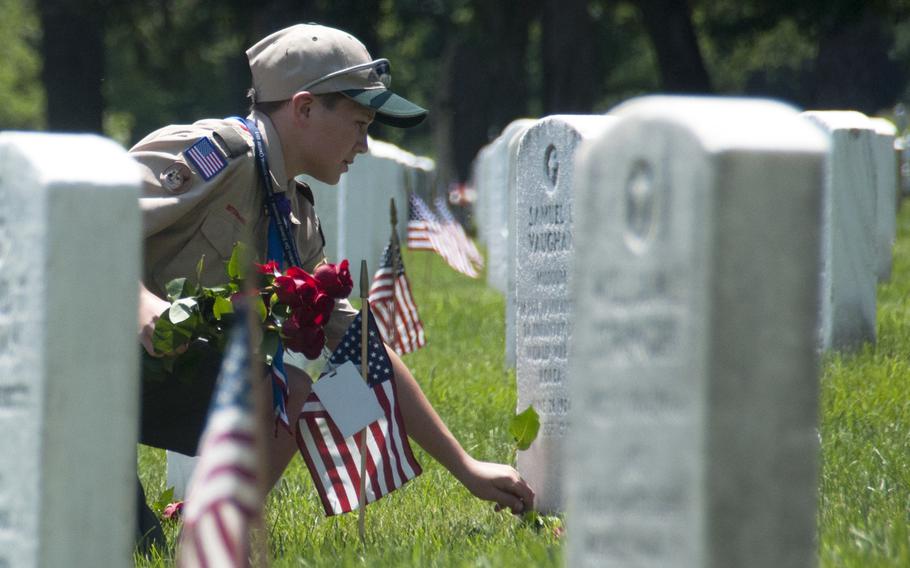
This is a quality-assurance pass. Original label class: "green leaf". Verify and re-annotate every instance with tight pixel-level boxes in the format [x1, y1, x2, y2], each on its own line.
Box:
[509, 405, 540, 451]
[152, 314, 191, 355]
[261, 328, 280, 361]
[253, 295, 268, 322]
[213, 295, 234, 320]
[165, 277, 188, 301]
[152, 486, 175, 516]
[227, 241, 252, 281]
[168, 297, 198, 324]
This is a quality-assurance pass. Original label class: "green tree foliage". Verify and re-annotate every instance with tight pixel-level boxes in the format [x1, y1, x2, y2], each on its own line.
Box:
[6, 0, 910, 178]
[0, 0, 44, 129]
[103, 0, 256, 145]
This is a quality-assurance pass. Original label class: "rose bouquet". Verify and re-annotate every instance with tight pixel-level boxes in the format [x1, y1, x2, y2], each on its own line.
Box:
[151, 242, 352, 370]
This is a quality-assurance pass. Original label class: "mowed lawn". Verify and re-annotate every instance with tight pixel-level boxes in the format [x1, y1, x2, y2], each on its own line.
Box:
[138, 199, 910, 566]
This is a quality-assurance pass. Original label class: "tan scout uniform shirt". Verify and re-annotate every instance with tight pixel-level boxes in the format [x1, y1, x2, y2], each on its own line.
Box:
[130, 111, 357, 344]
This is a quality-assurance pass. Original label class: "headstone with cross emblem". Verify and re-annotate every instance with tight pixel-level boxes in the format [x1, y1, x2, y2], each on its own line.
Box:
[0, 132, 141, 567]
[566, 96, 827, 568]
[512, 114, 614, 513]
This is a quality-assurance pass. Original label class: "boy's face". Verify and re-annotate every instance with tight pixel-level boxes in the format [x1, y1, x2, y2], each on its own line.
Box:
[297, 96, 375, 185]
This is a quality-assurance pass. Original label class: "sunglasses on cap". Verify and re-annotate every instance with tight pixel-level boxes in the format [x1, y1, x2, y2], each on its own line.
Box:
[299, 58, 392, 92]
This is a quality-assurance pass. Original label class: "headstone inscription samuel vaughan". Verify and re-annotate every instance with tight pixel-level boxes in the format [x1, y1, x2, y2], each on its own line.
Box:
[513, 114, 614, 513]
[0, 132, 141, 567]
[566, 97, 828, 567]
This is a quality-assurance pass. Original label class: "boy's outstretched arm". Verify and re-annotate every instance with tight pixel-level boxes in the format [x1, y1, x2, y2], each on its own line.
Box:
[386, 346, 535, 514]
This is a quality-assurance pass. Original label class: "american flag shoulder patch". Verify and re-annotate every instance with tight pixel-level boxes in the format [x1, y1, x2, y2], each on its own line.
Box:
[184, 136, 229, 181]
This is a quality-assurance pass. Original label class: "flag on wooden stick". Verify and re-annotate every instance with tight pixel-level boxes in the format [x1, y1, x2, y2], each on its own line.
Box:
[177, 306, 266, 568]
[295, 310, 422, 516]
[370, 236, 427, 355]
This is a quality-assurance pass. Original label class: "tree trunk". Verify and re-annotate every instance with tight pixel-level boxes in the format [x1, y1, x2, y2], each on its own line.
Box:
[636, 0, 712, 93]
[812, 10, 903, 114]
[39, 0, 106, 132]
[541, 0, 599, 113]
[448, 1, 535, 183]
[431, 40, 459, 196]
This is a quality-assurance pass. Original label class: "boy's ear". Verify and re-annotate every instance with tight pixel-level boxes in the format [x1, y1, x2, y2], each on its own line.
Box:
[291, 91, 317, 124]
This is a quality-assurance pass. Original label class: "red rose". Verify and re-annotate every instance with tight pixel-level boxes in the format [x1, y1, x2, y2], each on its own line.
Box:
[255, 260, 281, 275]
[162, 501, 184, 520]
[314, 260, 353, 299]
[282, 314, 326, 359]
[274, 266, 319, 308]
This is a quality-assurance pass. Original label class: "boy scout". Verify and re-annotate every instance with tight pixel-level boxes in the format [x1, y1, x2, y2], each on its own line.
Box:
[131, 23, 534, 547]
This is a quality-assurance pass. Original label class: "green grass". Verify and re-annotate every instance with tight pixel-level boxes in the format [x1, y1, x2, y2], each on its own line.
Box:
[818, 199, 910, 567]
[138, 199, 910, 566]
[136, 249, 563, 567]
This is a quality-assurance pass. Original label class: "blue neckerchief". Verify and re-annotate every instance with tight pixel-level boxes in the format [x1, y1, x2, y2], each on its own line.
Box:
[229, 115, 297, 430]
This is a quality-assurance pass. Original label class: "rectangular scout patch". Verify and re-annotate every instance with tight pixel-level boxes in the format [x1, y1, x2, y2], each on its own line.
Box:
[184, 137, 228, 181]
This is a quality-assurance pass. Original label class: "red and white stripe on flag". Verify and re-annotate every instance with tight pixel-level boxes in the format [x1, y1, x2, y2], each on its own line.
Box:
[296, 378, 422, 516]
[434, 196, 484, 269]
[178, 424, 259, 567]
[408, 194, 479, 278]
[177, 311, 262, 568]
[369, 239, 426, 355]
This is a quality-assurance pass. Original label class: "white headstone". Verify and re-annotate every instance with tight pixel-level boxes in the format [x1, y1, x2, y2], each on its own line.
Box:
[166, 451, 199, 500]
[567, 96, 827, 568]
[299, 175, 340, 263]
[336, 137, 412, 269]
[802, 111, 878, 351]
[472, 143, 495, 247]
[303, 143, 433, 267]
[513, 115, 614, 513]
[869, 117, 898, 282]
[480, 119, 536, 294]
[505, 120, 539, 368]
[0, 132, 141, 567]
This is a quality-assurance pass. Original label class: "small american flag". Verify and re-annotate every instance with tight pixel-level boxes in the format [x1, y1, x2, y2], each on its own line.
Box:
[177, 311, 263, 568]
[406, 194, 435, 251]
[185, 137, 228, 181]
[408, 194, 479, 278]
[369, 236, 426, 355]
[434, 196, 484, 270]
[296, 310, 422, 516]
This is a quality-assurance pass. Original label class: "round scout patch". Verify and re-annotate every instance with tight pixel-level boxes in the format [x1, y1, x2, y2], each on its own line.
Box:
[160, 162, 193, 193]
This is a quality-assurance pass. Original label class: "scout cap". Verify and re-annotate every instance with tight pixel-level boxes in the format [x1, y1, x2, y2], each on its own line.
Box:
[247, 23, 427, 128]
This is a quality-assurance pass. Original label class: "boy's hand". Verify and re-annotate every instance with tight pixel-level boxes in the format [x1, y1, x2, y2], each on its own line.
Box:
[458, 457, 535, 515]
[138, 283, 180, 356]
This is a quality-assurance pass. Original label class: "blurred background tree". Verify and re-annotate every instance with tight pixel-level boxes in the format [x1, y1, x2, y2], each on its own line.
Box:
[3, 0, 910, 187]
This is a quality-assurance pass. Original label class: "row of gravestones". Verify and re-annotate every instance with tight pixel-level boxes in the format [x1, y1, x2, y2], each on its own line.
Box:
[0, 94, 900, 566]
[475, 109, 900, 369]
[470, 96, 902, 566]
